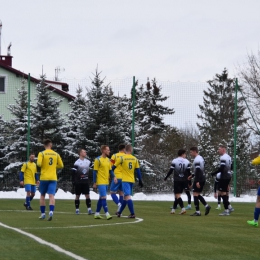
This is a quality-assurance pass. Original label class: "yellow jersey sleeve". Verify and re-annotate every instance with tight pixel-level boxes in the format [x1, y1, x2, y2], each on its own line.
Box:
[21, 163, 27, 173]
[252, 156, 260, 166]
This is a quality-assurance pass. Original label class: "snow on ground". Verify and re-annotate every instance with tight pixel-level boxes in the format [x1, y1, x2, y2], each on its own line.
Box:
[0, 188, 257, 202]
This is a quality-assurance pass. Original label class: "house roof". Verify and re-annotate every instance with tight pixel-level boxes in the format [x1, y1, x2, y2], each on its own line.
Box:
[0, 61, 75, 100]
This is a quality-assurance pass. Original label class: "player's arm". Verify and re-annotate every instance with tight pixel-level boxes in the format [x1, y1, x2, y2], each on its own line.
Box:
[194, 163, 203, 181]
[185, 163, 192, 179]
[109, 169, 117, 184]
[37, 152, 43, 167]
[19, 163, 26, 186]
[92, 158, 99, 188]
[164, 163, 174, 181]
[252, 156, 260, 166]
[211, 163, 225, 176]
[136, 168, 143, 187]
[57, 154, 64, 169]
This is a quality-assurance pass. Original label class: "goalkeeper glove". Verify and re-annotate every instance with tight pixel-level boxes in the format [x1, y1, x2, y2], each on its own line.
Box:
[139, 180, 144, 188]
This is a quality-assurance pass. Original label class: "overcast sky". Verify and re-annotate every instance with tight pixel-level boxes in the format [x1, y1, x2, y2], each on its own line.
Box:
[1, 0, 260, 83]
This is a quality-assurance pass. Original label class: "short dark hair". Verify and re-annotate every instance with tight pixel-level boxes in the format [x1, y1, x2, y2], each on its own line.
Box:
[190, 147, 198, 153]
[219, 144, 226, 149]
[118, 144, 126, 151]
[78, 148, 86, 155]
[177, 149, 186, 156]
[29, 152, 35, 156]
[125, 144, 132, 152]
[43, 139, 52, 146]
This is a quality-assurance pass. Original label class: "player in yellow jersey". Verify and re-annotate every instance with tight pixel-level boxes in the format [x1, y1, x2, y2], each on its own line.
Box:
[20, 152, 39, 210]
[247, 155, 260, 227]
[110, 144, 125, 213]
[114, 144, 143, 218]
[93, 145, 117, 220]
[37, 139, 64, 221]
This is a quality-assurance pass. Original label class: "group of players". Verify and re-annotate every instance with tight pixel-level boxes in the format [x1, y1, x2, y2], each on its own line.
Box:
[19, 140, 260, 226]
[20, 140, 143, 220]
[164, 145, 234, 216]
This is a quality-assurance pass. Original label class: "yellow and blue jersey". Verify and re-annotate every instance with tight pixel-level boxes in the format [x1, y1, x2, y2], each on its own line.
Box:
[20, 161, 37, 185]
[37, 149, 64, 181]
[111, 152, 125, 179]
[94, 156, 112, 185]
[115, 154, 140, 183]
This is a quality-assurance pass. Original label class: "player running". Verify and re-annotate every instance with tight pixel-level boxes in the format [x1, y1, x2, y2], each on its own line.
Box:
[20, 152, 39, 210]
[164, 149, 191, 215]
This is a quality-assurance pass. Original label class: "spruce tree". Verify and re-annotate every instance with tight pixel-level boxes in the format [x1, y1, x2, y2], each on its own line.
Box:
[1, 79, 29, 169]
[30, 74, 64, 154]
[135, 78, 174, 137]
[197, 69, 251, 195]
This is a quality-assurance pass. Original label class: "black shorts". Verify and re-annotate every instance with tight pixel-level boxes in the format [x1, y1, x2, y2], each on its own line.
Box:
[192, 181, 205, 193]
[174, 181, 186, 194]
[184, 180, 192, 191]
[75, 182, 90, 195]
[218, 179, 230, 192]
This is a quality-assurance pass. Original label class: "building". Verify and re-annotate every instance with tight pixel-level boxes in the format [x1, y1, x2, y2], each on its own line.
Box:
[0, 20, 74, 121]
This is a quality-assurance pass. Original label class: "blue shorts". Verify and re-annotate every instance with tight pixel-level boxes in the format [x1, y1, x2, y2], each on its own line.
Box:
[257, 187, 260, 196]
[98, 185, 108, 197]
[122, 182, 133, 196]
[24, 184, 36, 193]
[39, 181, 57, 195]
[110, 179, 122, 192]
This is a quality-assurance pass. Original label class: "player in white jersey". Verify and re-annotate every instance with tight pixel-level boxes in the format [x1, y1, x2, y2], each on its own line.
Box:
[189, 147, 211, 216]
[72, 149, 93, 215]
[164, 149, 191, 215]
[211, 145, 234, 216]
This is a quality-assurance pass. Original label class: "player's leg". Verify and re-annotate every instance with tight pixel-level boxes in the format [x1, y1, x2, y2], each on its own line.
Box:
[110, 179, 122, 212]
[125, 183, 135, 218]
[84, 183, 93, 214]
[27, 185, 36, 210]
[226, 184, 234, 212]
[191, 181, 201, 216]
[247, 186, 260, 227]
[47, 181, 57, 221]
[197, 182, 211, 215]
[171, 181, 180, 214]
[39, 181, 47, 219]
[94, 185, 103, 219]
[185, 180, 192, 210]
[24, 184, 32, 209]
[219, 180, 230, 216]
[216, 194, 221, 210]
[74, 183, 80, 214]
[177, 182, 186, 214]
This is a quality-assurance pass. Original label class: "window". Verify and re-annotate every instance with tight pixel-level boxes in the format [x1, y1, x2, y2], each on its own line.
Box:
[0, 76, 5, 93]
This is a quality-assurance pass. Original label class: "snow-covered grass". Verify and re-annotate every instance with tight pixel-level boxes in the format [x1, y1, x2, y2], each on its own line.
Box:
[0, 188, 257, 202]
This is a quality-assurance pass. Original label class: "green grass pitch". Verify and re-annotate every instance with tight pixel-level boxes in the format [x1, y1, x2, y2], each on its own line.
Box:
[0, 199, 259, 260]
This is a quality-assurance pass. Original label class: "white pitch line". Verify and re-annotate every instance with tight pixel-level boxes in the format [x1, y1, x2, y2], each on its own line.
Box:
[0, 221, 88, 260]
[22, 217, 144, 230]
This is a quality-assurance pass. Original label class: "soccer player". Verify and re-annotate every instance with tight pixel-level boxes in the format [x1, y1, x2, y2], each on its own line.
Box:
[20, 152, 39, 210]
[247, 155, 260, 227]
[164, 149, 191, 215]
[93, 145, 117, 220]
[37, 139, 64, 221]
[72, 148, 93, 215]
[110, 144, 125, 213]
[115, 144, 143, 219]
[211, 145, 233, 216]
[189, 147, 211, 216]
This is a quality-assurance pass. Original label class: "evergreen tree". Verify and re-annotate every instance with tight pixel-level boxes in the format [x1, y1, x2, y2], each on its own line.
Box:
[1, 79, 28, 169]
[135, 78, 174, 136]
[30, 74, 64, 154]
[82, 69, 130, 158]
[197, 69, 251, 195]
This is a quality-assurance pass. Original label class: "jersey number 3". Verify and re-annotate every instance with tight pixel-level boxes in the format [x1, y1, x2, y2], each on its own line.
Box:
[49, 157, 53, 165]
